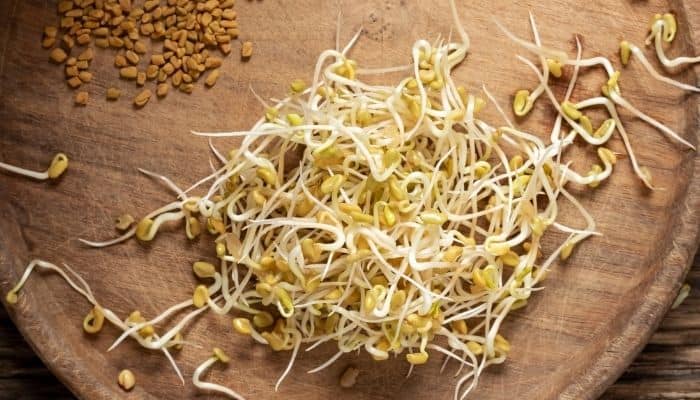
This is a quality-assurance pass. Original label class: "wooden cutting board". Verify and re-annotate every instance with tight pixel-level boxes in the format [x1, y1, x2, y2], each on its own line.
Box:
[1, 0, 699, 399]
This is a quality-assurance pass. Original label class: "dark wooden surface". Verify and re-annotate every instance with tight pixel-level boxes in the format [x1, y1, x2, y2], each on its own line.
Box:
[1, 252, 697, 399]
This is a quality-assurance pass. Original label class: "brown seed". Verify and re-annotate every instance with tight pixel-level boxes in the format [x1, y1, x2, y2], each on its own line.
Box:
[133, 89, 151, 107]
[93, 27, 110, 37]
[68, 24, 82, 36]
[181, 73, 192, 83]
[88, 9, 105, 19]
[78, 48, 94, 61]
[205, 57, 222, 69]
[74, 91, 89, 105]
[163, 51, 174, 59]
[150, 54, 165, 65]
[67, 76, 82, 88]
[109, 36, 125, 48]
[65, 65, 79, 77]
[133, 40, 147, 54]
[221, 20, 238, 29]
[119, 0, 132, 12]
[65, 9, 82, 17]
[339, 366, 359, 388]
[157, 69, 168, 82]
[156, 83, 169, 97]
[120, 66, 138, 79]
[170, 56, 182, 70]
[179, 83, 194, 93]
[127, 29, 140, 41]
[44, 26, 58, 38]
[200, 12, 212, 26]
[84, 21, 100, 29]
[126, 50, 139, 64]
[222, 9, 237, 20]
[175, 47, 186, 58]
[78, 71, 93, 83]
[220, 0, 235, 8]
[66, 57, 77, 66]
[144, 0, 159, 11]
[130, 7, 145, 18]
[111, 16, 125, 27]
[111, 27, 124, 37]
[162, 62, 175, 75]
[76, 33, 91, 45]
[140, 13, 152, 24]
[106, 87, 121, 100]
[123, 37, 134, 50]
[219, 42, 231, 55]
[171, 70, 183, 86]
[42, 37, 56, 48]
[205, 69, 219, 87]
[95, 38, 109, 48]
[146, 64, 159, 79]
[114, 54, 128, 67]
[203, 0, 217, 12]
[60, 16, 75, 28]
[61, 35, 75, 50]
[241, 41, 253, 59]
[215, 34, 231, 44]
[140, 23, 154, 35]
[136, 71, 146, 86]
[58, 1, 73, 13]
[49, 48, 68, 63]
[76, 60, 89, 69]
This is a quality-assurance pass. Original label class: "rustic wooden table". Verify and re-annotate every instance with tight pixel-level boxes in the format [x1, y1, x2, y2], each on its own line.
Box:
[1, 253, 698, 399]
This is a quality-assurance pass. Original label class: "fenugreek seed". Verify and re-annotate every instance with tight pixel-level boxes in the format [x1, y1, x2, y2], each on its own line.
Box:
[49, 48, 68, 63]
[253, 312, 274, 328]
[114, 54, 127, 67]
[65, 65, 78, 77]
[66, 76, 82, 88]
[108, 36, 124, 48]
[93, 27, 110, 37]
[513, 89, 532, 117]
[77, 48, 94, 61]
[561, 101, 582, 120]
[41, 36, 56, 48]
[162, 62, 175, 75]
[546, 58, 563, 78]
[76, 33, 91, 45]
[58, 1, 73, 13]
[78, 71, 92, 83]
[76, 60, 89, 69]
[60, 16, 74, 28]
[193, 261, 216, 278]
[120, 66, 138, 79]
[103, 87, 120, 101]
[61, 34, 75, 50]
[151, 54, 165, 65]
[339, 366, 359, 388]
[117, 369, 135, 391]
[146, 64, 159, 79]
[406, 352, 428, 365]
[620, 40, 631, 66]
[136, 71, 146, 86]
[232, 318, 252, 335]
[44, 26, 58, 38]
[83, 305, 104, 333]
[158, 69, 168, 82]
[171, 70, 183, 87]
[205, 69, 219, 87]
[133, 89, 151, 107]
[192, 284, 209, 308]
[240, 41, 252, 59]
[205, 57, 222, 69]
[95, 38, 109, 48]
[125, 50, 139, 64]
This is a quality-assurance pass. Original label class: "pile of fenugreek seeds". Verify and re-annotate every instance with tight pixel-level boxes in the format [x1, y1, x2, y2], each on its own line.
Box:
[42, 0, 252, 107]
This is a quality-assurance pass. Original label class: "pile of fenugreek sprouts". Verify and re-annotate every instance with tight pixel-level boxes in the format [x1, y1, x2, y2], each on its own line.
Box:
[3, 3, 698, 399]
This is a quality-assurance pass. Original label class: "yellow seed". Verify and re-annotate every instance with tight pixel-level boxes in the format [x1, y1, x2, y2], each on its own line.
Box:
[546, 58, 563, 78]
[252, 189, 266, 206]
[363, 291, 377, 311]
[205, 69, 220, 87]
[619, 40, 631, 66]
[193, 285, 209, 308]
[560, 240, 575, 260]
[274, 286, 294, 315]
[662, 13, 677, 43]
[594, 119, 616, 138]
[495, 334, 511, 353]
[485, 237, 510, 256]
[383, 149, 401, 168]
[321, 174, 345, 195]
[451, 320, 468, 335]
[213, 347, 231, 363]
[390, 290, 406, 309]
[135, 218, 153, 241]
[49, 48, 67, 63]
[216, 242, 227, 257]
[500, 251, 520, 267]
[579, 115, 593, 135]
[83, 305, 105, 334]
[442, 246, 463, 262]
[472, 268, 487, 288]
[382, 206, 396, 227]
[419, 211, 447, 225]
[115, 214, 134, 231]
[509, 155, 524, 171]
[418, 69, 436, 83]
[193, 261, 216, 278]
[301, 238, 321, 262]
[186, 217, 201, 239]
[232, 318, 252, 335]
[406, 351, 428, 365]
[467, 341, 483, 355]
[117, 369, 135, 391]
[598, 147, 617, 165]
[286, 113, 303, 126]
[513, 89, 532, 117]
[388, 177, 406, 201]
[481, 264, 498, 289]
[350, 211, 373, 224]
[473, 160, 491, 178]
[253, 311, 274, 328]
[48, 153, 69, 179]
[106, 87, 122, 100]
[74, 91, 88, 106]
[133, 89, 151, 107]
[561, 101, 582, 120]
[290, 78, 306, 93]
[5, 291, 18, 304]
[256, 167, 277, 186]
[261, 332, 285, 351]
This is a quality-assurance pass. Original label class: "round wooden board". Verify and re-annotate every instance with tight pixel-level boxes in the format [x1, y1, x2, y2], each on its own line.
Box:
[1, 0, 699, 399]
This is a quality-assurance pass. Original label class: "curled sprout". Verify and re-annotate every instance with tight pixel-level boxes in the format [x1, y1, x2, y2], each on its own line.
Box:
[0, 153, 68, 180]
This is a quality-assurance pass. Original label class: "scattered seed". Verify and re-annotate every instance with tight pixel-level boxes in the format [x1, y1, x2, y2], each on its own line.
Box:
[120, 66, 138, 79]
[66, 76, 82, 88]
[78, 48, 94, 61]
[241, 41, 254, 58]
[61, 34, 75, 50]
[66, 57, 76, 66]
[74, 91, 89, 106]
[44, 26, 58, 38]
[114, 54, 128, 67]
[146, 64, 159, 79]
[76, 60, 89, 70]
[133, 40, 147, 54]
[65, 65, 79, 77]
[126, 50, 139, 65]
[133, 89, 151, 107]
[136, 71, 146, 86]
[117, 369, 135, 391]
[339, 366, 359, 388]
[179, 83, 194, 93]
[106, 87, 122, 100]
[42, 37, 56, 48]
[78, 71, 93, 83]
[49, 48, 68, 63]
[205, 69, 219, 87]
[156, 83, 169, 97]
[76, 33, 91, 45]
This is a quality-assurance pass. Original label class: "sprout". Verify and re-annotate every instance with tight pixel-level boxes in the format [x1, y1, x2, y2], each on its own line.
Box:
[0, 153, 68, 181]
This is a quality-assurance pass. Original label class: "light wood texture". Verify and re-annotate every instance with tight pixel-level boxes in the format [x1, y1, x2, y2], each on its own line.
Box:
[0, 0, 698, 399]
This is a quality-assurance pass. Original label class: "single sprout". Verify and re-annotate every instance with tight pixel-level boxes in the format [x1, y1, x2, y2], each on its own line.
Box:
[232, 318, 252, 335]
[193, 261, 217, 279]
[213, 347, 231, 363]
[83, 305, 105, 334]
[193, 285, 210, 308]
[0, 153, 69, 181]
[290, 79, 307, 93]
[560, 101, 582, 120]
[512, 89, 534, 117]
[546, 58, 563, 78]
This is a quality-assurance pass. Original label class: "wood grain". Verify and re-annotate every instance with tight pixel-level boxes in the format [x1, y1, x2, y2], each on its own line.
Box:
[0, 0, 698, 399]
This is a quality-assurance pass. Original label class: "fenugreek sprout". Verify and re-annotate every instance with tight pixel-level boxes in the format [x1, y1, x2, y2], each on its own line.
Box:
[0, 153, 68, 181]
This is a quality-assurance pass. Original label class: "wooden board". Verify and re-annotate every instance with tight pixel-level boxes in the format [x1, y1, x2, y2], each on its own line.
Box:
[1, 0, 699, 399]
